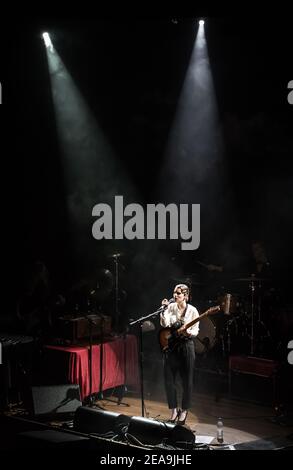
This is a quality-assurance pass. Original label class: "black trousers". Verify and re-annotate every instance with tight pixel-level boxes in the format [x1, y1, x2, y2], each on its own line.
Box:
[163, 339, 195, 410]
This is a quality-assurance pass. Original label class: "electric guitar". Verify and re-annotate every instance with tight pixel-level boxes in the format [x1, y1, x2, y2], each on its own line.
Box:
[158, 305, 221, 352]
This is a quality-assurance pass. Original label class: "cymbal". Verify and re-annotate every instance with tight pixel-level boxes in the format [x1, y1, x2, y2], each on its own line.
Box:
[171, 276, 205, 286]
[108, 252, 124, 258]
[233, 276, 270, 282]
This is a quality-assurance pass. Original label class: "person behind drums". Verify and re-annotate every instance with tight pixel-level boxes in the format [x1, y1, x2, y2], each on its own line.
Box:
[203, 240, 271, 278]
[160, 284, 199, 425]
[251, 240, 272, 278]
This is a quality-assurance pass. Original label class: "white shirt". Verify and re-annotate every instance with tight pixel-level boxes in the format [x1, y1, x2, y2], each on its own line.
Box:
[160, 302, 199, 337]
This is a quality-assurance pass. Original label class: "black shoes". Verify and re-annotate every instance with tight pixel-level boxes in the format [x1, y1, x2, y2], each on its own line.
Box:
[177, 410, 188, 425]
[167, 409, 188, 425]
[167, 409, 181, 423]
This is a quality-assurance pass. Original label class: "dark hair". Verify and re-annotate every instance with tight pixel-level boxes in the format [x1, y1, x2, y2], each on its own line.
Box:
[175, 284, 189, 297]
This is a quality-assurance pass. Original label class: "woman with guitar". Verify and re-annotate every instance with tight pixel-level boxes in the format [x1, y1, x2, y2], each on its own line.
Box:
[159, 283, 199, 426]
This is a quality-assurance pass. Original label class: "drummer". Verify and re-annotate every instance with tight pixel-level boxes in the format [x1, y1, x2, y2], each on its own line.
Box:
[250, 240, 272, 278]
[198, 240, 273, 285]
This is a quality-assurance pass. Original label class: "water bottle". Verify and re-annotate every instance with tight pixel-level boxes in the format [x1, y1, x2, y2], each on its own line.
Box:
[217, 418, 224, 443]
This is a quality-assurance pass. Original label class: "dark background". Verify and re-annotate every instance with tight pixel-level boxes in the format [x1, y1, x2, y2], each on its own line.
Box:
[1, 16, 293, 321]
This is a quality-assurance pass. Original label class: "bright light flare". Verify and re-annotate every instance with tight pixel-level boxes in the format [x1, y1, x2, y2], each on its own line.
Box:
[42, 32, 54, 52]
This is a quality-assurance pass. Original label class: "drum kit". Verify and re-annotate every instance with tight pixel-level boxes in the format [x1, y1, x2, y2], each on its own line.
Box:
[172, 272, 273, 357]
[67, 252, 126, 319]
[68, 254, 274, 357]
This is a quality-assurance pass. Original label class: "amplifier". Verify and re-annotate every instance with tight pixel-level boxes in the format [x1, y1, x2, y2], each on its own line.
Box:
[229, 355, 279, 377]
[229, 355, 279, 404]
[57, 314, 111, 343]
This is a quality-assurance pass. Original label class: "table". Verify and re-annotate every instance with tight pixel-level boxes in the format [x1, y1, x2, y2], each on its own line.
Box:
[44, 335, 139, 400]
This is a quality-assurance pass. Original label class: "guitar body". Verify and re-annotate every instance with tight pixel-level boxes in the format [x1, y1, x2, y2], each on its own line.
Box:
[158, 327, 178, 353]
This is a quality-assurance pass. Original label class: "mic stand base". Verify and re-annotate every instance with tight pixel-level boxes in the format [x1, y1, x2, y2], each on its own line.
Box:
[83, 394, 105, 410]
[97, 330, 130, 407]
[130, 306, 166, 418]
[96, 389, 130, 407]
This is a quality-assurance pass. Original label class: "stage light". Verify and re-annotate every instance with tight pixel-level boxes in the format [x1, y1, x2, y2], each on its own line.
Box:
[42, 32, 54, 52]
[199, 20, 205, 26]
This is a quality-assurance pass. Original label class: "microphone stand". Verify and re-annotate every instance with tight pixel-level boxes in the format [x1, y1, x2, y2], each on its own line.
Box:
[97, 316, 129, 407]
[249, 278, 255, 356]
[130, 306, 166, 417]
[83, 312, 122, 409]
[82, 313, 102, 408]
[97, 254, 129, 407]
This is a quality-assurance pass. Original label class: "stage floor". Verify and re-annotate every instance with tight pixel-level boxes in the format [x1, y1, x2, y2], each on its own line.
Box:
[93, 390, 293, 449]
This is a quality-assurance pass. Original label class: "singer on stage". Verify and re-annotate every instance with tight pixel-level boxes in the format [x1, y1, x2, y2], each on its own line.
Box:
[160, 284, 199, 426]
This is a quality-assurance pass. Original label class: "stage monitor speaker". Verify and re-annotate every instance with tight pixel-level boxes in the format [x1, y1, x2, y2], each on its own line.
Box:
[31, 384, 82, 416]
[127, 416, 195, 446]
[168, 424, 195, 446]
[73, 406, 131, 435]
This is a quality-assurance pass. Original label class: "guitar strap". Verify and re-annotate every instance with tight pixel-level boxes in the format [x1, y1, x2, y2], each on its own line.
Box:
[179, 303, 188, 320]
[172, 304, 190, 346]
[177, 303, 197, 353]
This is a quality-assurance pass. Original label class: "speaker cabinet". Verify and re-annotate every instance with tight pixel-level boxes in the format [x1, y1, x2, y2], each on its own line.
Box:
[31, 384, 81, 416]
[127, 416, 195, 446]
[74, 406, 131, 434]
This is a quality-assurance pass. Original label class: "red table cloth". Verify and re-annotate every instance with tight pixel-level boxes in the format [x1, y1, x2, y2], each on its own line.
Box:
[44, 334, 139, 400]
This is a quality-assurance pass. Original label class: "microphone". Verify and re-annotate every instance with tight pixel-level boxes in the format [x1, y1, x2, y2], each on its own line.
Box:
[160, 297, 174, 310]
